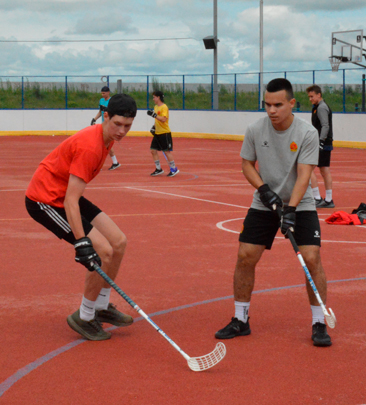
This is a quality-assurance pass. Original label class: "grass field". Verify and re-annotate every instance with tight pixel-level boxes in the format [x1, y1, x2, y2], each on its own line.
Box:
[0, 81, 363, 112]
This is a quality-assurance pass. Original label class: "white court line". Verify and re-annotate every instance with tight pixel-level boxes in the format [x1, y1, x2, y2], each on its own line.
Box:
[216, 218, 366, 243]
[125, 186, 248, 209]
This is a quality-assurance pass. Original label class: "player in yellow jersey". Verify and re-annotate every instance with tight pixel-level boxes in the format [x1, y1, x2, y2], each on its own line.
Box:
[147, 91, 179, 177]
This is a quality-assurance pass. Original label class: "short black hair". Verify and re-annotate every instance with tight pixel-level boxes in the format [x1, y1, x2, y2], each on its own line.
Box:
[106, 94, 137, 118]
[266, 78, 294, 100]
[306, 85, 322, 95]
[153, 90, 164, 102]
[101, 86, 110, 92]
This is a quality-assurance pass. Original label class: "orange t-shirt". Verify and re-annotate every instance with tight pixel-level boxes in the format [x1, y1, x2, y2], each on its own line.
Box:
[26, 124, 113, 208]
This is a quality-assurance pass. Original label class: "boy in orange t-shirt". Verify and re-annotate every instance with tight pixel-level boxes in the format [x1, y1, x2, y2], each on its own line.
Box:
[25, 94, 137, 341]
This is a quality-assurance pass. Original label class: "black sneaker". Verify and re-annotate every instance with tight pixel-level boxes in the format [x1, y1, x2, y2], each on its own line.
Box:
[317, 199, 335, 208]
[315, 198, 324, 207]
[312, 322, 332, 347]
[95, 303, 133, 327]
[108, 163, 121, 171]
[215, 317, 251, 339]
[167, 168, 179, 177]
[67, 309, 111, 341]
[151, 168, 164, 176]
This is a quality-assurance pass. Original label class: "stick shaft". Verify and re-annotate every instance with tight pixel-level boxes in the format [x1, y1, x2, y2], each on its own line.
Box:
[287, 231, 329, 315]
[93, 264, 190, 360]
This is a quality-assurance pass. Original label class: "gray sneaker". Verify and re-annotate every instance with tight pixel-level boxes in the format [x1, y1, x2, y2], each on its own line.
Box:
[317, 199, 335, 208]
[96, 303, 133, 327]
[67, 309, 111, 341]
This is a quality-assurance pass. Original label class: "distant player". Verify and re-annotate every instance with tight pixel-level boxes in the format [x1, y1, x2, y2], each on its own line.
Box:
[91, 86, 121, 171]
[26, 94, 137, 341]
[147, 90, 179, 177]
[306, 85, 335, 208]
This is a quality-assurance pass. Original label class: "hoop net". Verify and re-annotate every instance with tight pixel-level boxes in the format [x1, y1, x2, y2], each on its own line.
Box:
[187, 342, 226, 371]
[329, 56, 341, 72]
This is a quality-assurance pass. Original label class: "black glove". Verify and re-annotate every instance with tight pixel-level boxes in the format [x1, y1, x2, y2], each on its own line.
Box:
[319, 140, 324, 150]
[150, 125, 156, 135]
[91, 118, 96, 125]
[74, 237, 101, 272]
[281, 206, 296, 236]
[258, 184, 282, 210]
[147, 110, 157, 118]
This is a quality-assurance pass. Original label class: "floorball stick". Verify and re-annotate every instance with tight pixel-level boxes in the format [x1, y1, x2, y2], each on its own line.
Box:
[275, 205, 336, 329]
[92, 263, 226, 371]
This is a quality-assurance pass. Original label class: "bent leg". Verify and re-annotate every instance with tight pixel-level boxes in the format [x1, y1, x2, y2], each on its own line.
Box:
[299, 245, 327, 306]
[83, 212, 127, 301]
[234, 242, 265, 302]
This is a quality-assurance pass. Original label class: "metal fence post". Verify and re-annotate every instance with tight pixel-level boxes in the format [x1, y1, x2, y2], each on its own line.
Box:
[343, 69, 346, 113]
[234, 74, 237, 111]
[362, 74, 365, 113]
[147, 75, 149, 109]
[182, 75, 185, 110]
[258, 72, 261, 110]
[211, 74, 214, 110]
[21, 77, 24, 109]
[65, 76, 68, 109]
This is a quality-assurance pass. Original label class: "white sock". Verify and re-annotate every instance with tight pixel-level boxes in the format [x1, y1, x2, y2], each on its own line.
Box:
[235, 301, 250, 323]
[169, 160, 176, 169]
[325, 190, 333, 202]
[155, 160, 161, 170]
[111, 155, 118, 164]
[95, 288, 111, 310]
[80, 296, 96, 321]
[312, 187, 321, 200]
[311, 305, 325, 325]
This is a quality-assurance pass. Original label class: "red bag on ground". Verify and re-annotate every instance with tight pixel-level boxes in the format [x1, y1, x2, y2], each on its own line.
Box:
[325, 211, 362, 225]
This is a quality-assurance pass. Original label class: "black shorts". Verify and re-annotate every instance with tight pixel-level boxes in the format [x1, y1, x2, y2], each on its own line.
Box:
[318, 150, 331, 167]
[150, 133, 173, 152]
[239, 208, 321, 249]
[25, 196, 102, 245]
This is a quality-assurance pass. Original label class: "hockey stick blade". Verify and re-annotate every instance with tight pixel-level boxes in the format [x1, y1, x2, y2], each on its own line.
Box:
[92, 263, 226, 371]
[187, 342, 226, 372]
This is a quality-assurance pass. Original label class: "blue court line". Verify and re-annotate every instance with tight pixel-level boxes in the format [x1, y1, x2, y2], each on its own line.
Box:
[1, 277, 365, 397]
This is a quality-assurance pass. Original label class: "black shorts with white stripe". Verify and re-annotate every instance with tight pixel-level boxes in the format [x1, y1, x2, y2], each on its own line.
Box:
[25, 196, 102, 245]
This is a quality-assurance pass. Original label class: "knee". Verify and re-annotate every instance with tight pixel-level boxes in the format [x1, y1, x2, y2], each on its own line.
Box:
[304, 251, 322, 273]
[237, 250, 257, 268]
[110, 232, 127, 256]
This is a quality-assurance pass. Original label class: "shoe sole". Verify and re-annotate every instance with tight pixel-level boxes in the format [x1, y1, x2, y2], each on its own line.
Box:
[167, 169, 179, 177]
[215, 329, 251, 340]
[67, 316, 111, 341]
[95, 315, 134, 327]
[109, 165, 121, 171]
[312, 338, 332, 347]
[151, 171, 164, 176]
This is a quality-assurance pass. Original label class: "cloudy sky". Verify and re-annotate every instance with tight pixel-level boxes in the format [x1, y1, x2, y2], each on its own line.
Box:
[1, 0, 366, 82]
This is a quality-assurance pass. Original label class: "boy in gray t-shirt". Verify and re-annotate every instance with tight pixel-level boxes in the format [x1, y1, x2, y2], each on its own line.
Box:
[215, 78, 332, 347]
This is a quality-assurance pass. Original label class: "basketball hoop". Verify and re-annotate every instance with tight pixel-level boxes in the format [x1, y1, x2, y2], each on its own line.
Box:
[329, 56, 341, 72]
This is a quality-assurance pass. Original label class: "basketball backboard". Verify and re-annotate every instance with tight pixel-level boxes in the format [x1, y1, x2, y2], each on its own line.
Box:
[330, 30, 366, 70]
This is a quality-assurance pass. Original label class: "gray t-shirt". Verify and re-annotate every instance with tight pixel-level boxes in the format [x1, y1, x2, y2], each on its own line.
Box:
[240, 115, 319, 211]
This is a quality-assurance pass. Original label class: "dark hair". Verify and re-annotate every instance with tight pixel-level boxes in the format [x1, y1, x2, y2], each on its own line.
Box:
[266, 78, 294, 100]
[106, 94, 137, 118]
[153, 90, 164, 102]
[306, 84, 322, 95]
[101, 86, 110, 92]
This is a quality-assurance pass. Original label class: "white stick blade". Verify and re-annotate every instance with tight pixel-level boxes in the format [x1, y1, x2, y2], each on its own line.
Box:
[325, 308, 337, 329]
[187, 342, 226, 372]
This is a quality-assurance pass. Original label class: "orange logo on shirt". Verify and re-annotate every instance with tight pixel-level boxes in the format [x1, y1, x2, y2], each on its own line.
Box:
[290, 142, 298, 152]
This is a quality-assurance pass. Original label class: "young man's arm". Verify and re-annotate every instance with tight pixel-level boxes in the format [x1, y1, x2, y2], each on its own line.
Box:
[242, 159, 263, 189]
[64, 174, 87, 239]
[288, 163, 315, 207]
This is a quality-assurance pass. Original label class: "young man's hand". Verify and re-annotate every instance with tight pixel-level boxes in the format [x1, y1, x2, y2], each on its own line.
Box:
[74, 237, 101, 271]
[90, 118, 96, 125]
[258, 184, 282, 210]
[281, 206, 296, 236]
[147, 110, 157, 118]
